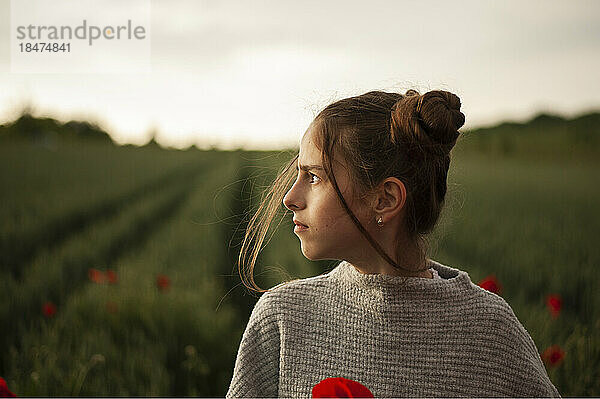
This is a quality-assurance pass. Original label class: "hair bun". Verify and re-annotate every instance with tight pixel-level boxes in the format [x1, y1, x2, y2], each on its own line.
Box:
[390, 89, 465, 159]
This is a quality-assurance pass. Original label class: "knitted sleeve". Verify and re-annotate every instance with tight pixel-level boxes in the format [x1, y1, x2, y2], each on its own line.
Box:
[492, 297, 561, 397]
[226, 291, 280, 398]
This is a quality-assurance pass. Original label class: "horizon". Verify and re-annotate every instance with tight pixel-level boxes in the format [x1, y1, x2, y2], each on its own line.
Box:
[4, 106, 597, 151]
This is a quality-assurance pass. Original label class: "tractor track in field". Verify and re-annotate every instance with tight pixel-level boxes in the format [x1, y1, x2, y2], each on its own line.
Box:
[1, 161, 205, 280]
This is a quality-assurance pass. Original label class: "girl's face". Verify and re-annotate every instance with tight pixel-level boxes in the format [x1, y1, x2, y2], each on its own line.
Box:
[283, 127, 373, 261]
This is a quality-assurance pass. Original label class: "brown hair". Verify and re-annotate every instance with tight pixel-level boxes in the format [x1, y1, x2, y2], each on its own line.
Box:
[238, 89, 465, 293]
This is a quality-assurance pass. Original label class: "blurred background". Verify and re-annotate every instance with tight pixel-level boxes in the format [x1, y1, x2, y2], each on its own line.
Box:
[1, 0, 599, 396]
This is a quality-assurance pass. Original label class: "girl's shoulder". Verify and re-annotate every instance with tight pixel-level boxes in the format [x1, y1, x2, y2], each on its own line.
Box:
[247, 267, 342, 322]
[256, 270, 332, 306]
[268, 271, 331, 293]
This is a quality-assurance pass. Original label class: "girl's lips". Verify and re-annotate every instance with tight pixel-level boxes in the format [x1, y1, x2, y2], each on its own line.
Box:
[293, 219, 308, 232]
[294, 224, 308, 233]
[293, 219, 308, 227]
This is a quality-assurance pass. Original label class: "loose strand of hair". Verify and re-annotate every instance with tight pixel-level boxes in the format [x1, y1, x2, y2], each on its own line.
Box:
[238, 154, 298, 293]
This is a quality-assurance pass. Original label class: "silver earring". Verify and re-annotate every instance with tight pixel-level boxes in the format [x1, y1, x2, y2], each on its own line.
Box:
[376, 216, 383, 226]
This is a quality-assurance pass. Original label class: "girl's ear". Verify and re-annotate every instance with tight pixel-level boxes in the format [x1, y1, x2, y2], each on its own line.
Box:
[373, 177, 407, 219]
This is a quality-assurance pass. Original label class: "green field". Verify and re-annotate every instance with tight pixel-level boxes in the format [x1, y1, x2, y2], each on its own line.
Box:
[1, 113, 599, 396]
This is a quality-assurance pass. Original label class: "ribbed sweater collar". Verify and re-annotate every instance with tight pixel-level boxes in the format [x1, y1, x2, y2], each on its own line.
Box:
[327, 258, 474, 302]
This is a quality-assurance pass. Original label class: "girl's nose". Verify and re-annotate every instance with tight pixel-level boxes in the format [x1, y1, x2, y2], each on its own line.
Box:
[283, 182, 304, 211]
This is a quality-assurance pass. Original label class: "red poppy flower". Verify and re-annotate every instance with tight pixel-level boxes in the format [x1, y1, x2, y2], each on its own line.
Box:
[106, 301, 118, 314]
[546, 294, 562, 319]
[0, 377, 17, 397]
[42, 302, 56, 318]
[106, 270, 118, 284]
[156, 274, 170, 291]
[88, 268, 105, 284]
[541, 345, 565, 367]
[312, 377, 374, 398]
[478, 275, 502, 295]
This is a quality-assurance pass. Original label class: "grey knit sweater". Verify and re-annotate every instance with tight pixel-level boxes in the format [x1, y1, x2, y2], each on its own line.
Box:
[226, 259, 560, 398]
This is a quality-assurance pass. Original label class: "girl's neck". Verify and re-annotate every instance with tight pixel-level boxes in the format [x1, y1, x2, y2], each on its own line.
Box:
[346, 243, 431, 278]
[344, 221, 430, 278]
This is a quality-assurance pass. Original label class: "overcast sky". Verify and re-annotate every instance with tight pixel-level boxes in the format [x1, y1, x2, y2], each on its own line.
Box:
[1, 0, 599, 149]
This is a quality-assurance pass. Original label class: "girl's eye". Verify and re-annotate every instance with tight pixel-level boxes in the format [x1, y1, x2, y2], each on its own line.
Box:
[294, 166, 321, 184]
[308, 172, 320, 184]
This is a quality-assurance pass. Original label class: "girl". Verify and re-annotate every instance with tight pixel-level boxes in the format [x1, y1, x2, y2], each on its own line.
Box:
[226, 89, 560, 397]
